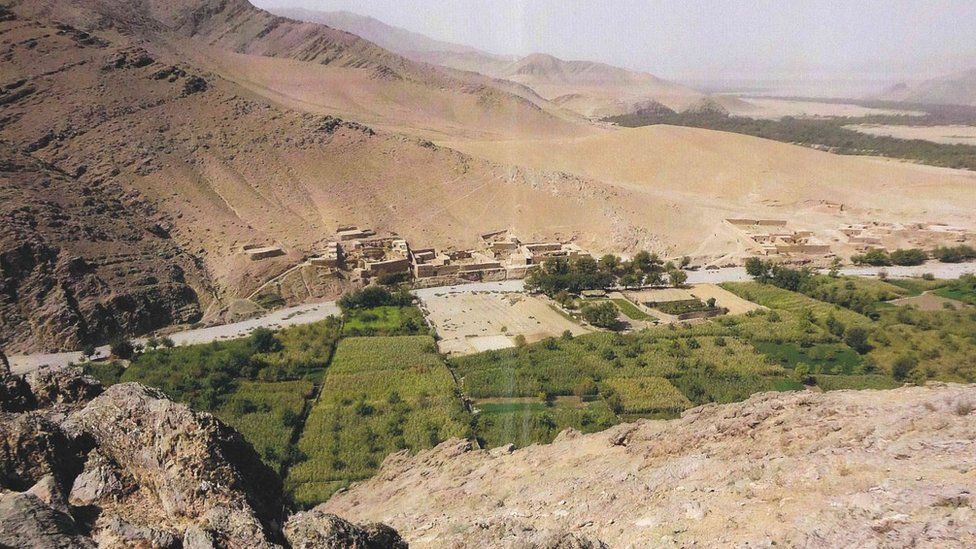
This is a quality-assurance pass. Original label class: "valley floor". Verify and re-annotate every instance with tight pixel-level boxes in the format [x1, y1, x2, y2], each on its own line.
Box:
[10, 261, 975, 373]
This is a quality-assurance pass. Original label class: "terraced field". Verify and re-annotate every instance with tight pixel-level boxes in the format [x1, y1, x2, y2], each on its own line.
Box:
[722, 282, 872, 326]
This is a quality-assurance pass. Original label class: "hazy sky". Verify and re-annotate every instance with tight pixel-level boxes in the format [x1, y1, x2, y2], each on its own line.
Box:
[255, 0, 976, 82]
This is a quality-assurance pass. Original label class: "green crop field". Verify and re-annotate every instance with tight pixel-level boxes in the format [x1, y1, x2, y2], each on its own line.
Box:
[472, 397, 617, 448]
[752, 341, 863, 374]
[87, 318, 343, 474]
[81, 274, 976, 511]
[933, 276, 976, 305]
[342, 305, 428, 336]
[722, 282, 872, 326]
[215, 380, 314, 469]
[601, 376, 690, 414]
[286, 336, 470, 508]
[611, 298, 656, 321]
[814, 375, 901, 391]
[886, 278, 949, 296]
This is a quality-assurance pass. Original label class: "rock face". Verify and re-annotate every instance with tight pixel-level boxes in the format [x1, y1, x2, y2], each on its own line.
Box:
[0, 366, 407, 548]
[322, 384, 976, 548]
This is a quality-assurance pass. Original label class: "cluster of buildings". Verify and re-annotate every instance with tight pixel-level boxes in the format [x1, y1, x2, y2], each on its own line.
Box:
[841, 222, 973, 251]
[410, 230, 586, 282]
[726, 219, 831, 256]
[279, 227, 588, 284]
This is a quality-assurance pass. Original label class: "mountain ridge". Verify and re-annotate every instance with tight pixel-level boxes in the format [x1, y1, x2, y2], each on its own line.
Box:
[269, 7, 714, 117]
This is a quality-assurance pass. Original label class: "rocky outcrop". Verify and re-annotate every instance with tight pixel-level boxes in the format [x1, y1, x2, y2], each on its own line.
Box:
[283, 509, 407, 549]
[0, 145, 207, 353]
[0, 412, 80, 492]
[323, 384, 976, 548]
[0, 366, 407, 548]
[62, 383, 284, 547]
[0, 490, 95, 548]
[24, 366, 102, 408]
[0, 369, 34, 412]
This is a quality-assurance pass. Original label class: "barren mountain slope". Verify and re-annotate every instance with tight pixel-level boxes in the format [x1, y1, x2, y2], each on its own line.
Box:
[881, 68, 976, 107]
[323, 384, 976, 548]
[272, 8, 490, 59]
[8, 0, 586, 140]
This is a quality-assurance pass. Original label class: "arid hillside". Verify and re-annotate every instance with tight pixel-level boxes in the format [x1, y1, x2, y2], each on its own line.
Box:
[443, 125, 976, 259]
[323, 384, 976, 548]
[881, 68, 976, 107]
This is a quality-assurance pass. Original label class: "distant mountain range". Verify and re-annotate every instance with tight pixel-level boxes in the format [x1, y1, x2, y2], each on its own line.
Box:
[272, 7, 753, 118]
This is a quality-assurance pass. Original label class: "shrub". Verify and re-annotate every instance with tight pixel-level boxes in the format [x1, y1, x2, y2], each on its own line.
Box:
[844, 327, 871, 354]
[932, 245, 976, 264]
[891, 355, 918, 381]
[574, 378, 599, 398]
[889, 248, 927, 266]
[851, 248, 891, 267]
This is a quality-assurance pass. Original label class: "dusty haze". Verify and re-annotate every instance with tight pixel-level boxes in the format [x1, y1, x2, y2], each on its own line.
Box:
[256, 0, 976, 92]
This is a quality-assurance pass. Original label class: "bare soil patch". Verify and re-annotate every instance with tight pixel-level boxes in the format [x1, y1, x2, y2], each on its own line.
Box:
[846, 124, 976, 146]
[890, 291, 969, 311]
[420, 292, 589, 355]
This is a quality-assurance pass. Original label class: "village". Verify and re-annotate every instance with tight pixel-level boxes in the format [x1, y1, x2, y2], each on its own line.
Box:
[242, 226, 588, 285]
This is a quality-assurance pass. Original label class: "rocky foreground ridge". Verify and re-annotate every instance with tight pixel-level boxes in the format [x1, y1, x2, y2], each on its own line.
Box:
[0, 362, 406, 548]
[324, 385, 976, 548]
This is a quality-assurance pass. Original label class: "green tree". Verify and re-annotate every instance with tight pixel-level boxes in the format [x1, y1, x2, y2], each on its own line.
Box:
[250, 328, 282, 354]
[745, 257, 766, 278]
[582, 302, 620, 329]
[110, 338, 135, 360]
[81, 344, 97, 360]
[669, 269, 688, 288]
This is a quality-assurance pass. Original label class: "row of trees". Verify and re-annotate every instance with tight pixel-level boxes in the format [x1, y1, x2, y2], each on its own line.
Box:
[851, 248, 926, 267]
[744, 257, 812, 292]
[525, 253, 689, 296]
[852, 245, 976, 267]
[337, 286, 414, 311]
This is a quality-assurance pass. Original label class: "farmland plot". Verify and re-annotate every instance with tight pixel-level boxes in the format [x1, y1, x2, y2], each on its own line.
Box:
[421, 291, 589, 355]
[287, 336, 470, 508]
